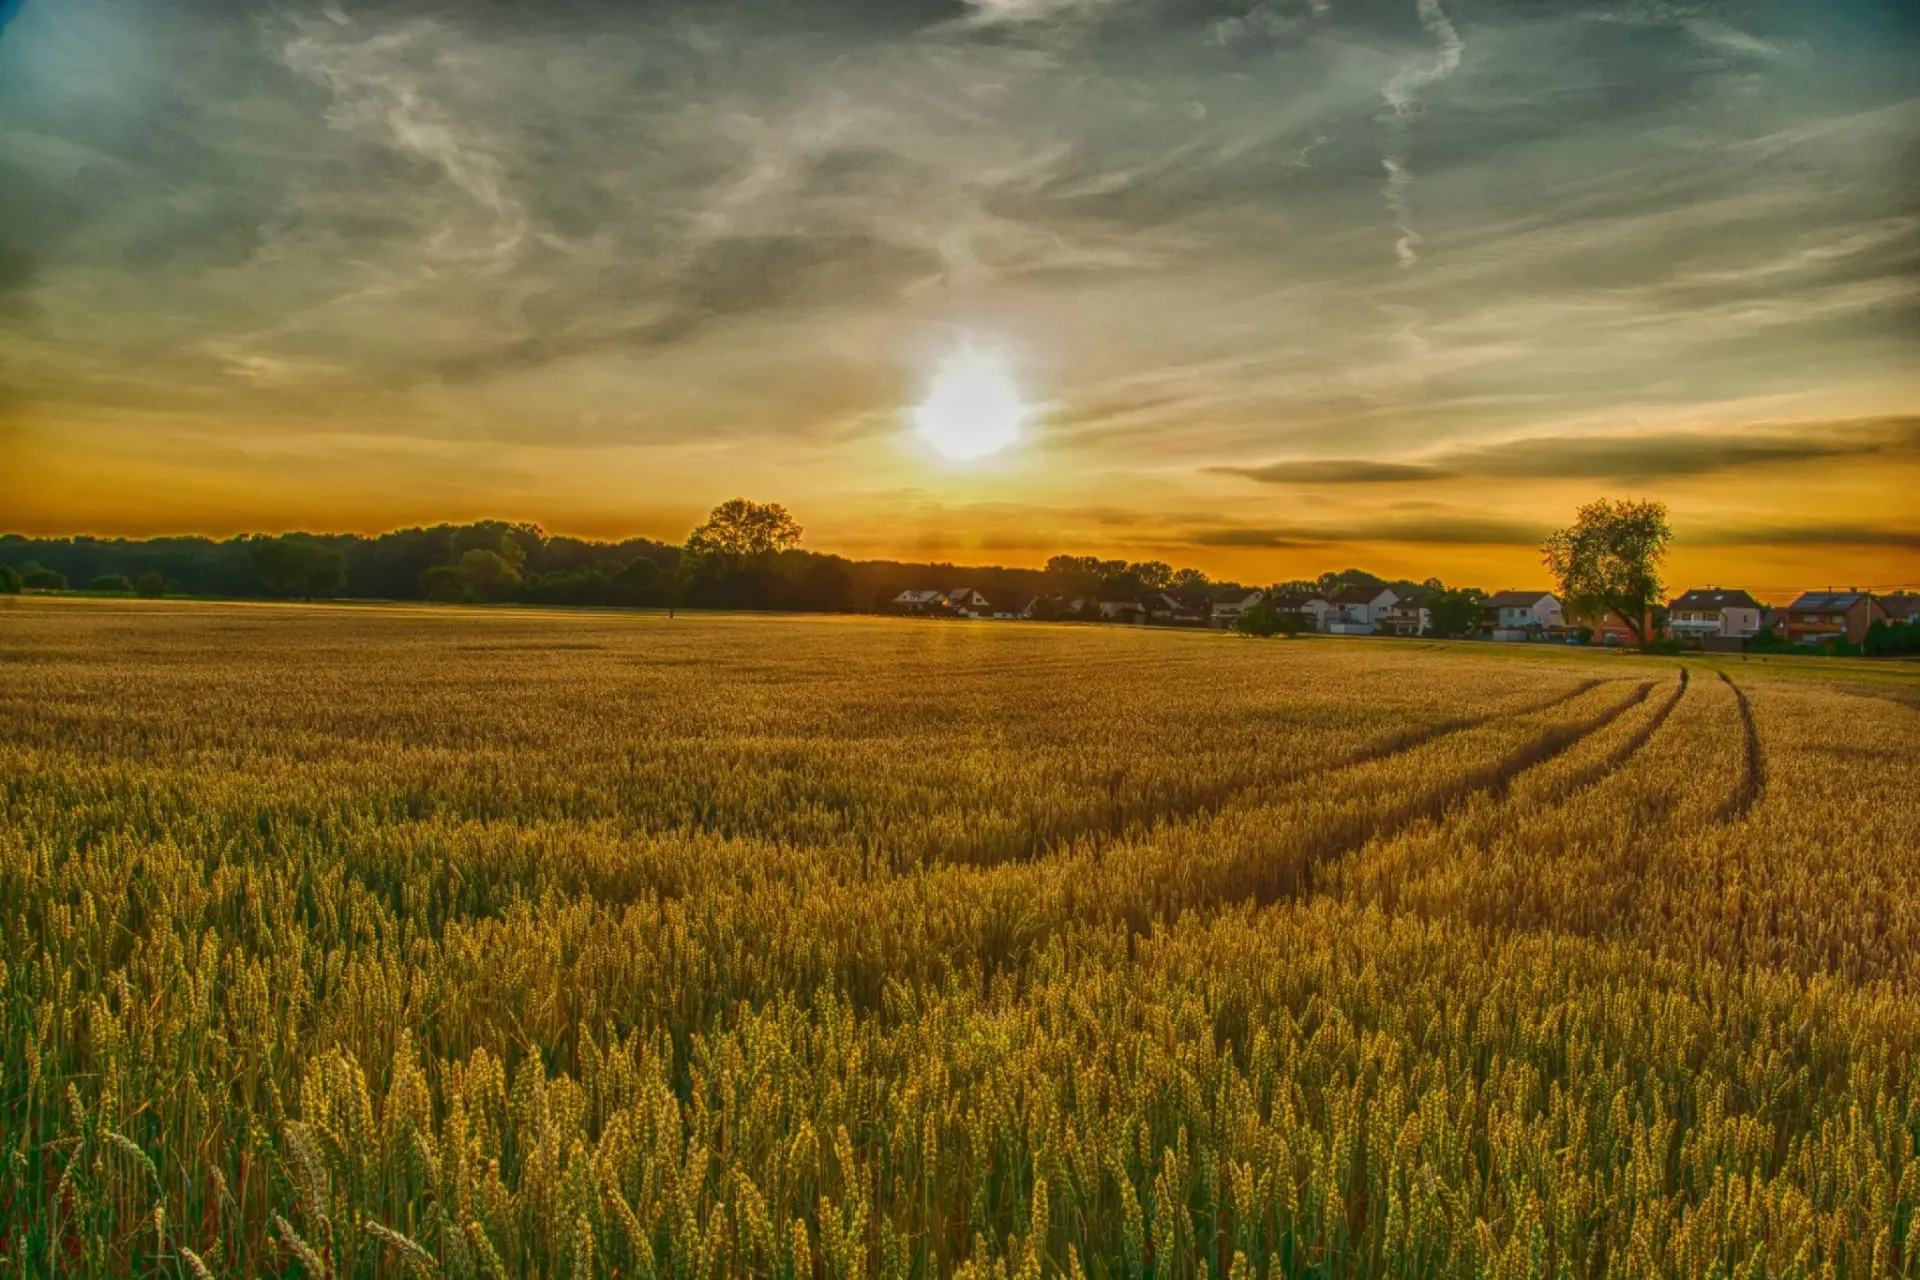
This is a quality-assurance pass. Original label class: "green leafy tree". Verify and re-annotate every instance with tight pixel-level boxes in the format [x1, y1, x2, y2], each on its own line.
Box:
[21, 565, 67, 590]
[456, 548, 520, 595]
[136, 572, 165, 598]
[1865, 619, 1920, 657]
[0, 564, 19, 594]
[90, 574, 134, 594]
[611, 557, 660, 589]
[1233, 600, 1302, 638]
[451, 522, 537, 571]
[1427, 588, 1487, 639]
[250, 537, 348, 599]
[1541, 499, 1672, 649]
[418, 564, 470, 603]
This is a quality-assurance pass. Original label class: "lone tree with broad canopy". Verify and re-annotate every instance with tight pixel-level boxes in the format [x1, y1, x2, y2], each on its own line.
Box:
[685, 499, 803, 560]
[1542, 498, 1672, 649]
[678, 499, 804, 613]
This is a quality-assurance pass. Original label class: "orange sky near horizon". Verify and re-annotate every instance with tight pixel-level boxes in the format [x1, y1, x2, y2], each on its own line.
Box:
[5, 397, 1915, 602]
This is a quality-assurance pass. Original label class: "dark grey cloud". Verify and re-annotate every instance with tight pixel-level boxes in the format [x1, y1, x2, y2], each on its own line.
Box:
[1687, 521, 1920, 550]
[1187, 511, 1546, 546]
[1221, 416, 1920, 485]
[1225, 458, 1453, 483]
[1188, 526, 1306, 548]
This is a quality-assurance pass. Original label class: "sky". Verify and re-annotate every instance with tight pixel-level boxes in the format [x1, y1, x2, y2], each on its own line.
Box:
[1, 0, 1916, 594]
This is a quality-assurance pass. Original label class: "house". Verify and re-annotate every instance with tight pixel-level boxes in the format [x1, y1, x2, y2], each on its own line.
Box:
[892, 588, 947, 614]
[1668, 588, 1763, 642]
[1484, 591, 1563, 641]
[1375, 589, 1430, 637]
[1272, 592, 1333, 632]
[1024, 593, 1089, 620]
[1569, 606, 1641, 646]
[1098, 598, 1149, 624]
[1882, 593, 1920, 626]
[1150, 593, 1208, 626]
[1326, 585, 1398, 635]
[1782, 590, 1884, 646]
[947, 588, 1024, 620]
[1209, 590, 1266, 629]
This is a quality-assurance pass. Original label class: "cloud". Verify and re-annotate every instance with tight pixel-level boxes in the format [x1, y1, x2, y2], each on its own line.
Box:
[1188, 526, 1307, 548]
[1221, 417, 1920, 486]
[958, 0, 1108, 27]
[1186, 512, 1545, 547]
[1449, 419, 1920, 481]
[1222, 458, 1451, 484]
[1380, 0, 1465, 268]
[1687, 521, 1920, 550]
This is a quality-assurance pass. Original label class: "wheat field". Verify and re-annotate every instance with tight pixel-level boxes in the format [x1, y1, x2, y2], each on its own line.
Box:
[2, 599, 1916, 1279]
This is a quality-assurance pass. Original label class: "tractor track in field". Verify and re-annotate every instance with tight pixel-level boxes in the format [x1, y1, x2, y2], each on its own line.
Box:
[1517, 668, 1689, 808]
[1718, 671, 1765, 823]
[1282, 678, 1657, 904]
[1019, 677, 1614, 864]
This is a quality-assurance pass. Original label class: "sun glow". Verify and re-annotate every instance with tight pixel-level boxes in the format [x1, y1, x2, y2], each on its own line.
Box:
[912, 345, 1028, 461]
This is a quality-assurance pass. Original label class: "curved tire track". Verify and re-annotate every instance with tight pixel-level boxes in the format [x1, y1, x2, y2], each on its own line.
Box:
[1014, 677, 1614, 864]
[1718, 671, 1765, 823]
[1284, 679, 1655, 902]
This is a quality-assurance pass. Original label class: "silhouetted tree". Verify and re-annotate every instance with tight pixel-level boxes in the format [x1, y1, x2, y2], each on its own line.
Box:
[136, 572, 165, 598]
[685, 499, 802, 559]
[0, 564, 19, 594]
[418, 565, 469, 602]
[457, 548, 520, 595]
[250, 537, 348, 599]
[21, 564, 67, 590]
[1129, 561, 1174, 591]
[1170, 567, 1210, 593]
[611, 557, 660, 589]
[90, 574, 133, 593]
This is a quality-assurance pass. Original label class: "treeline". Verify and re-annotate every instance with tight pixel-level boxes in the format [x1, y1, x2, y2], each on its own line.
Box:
[0, 504, 1058, 614]
[0, 499, 1485, 618]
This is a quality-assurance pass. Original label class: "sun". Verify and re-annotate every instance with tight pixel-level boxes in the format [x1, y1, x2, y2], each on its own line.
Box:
[912, 345, 1028, 461]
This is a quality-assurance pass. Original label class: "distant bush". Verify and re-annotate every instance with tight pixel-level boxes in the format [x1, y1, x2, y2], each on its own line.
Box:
[136, 572, 166, 598]
[1865, 619, 1919, 657]
[21, 566, 68, 590]
[0, 564, 19, 594]
[90, 574, 135, 594]
[1233, 602, 1304, 638]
